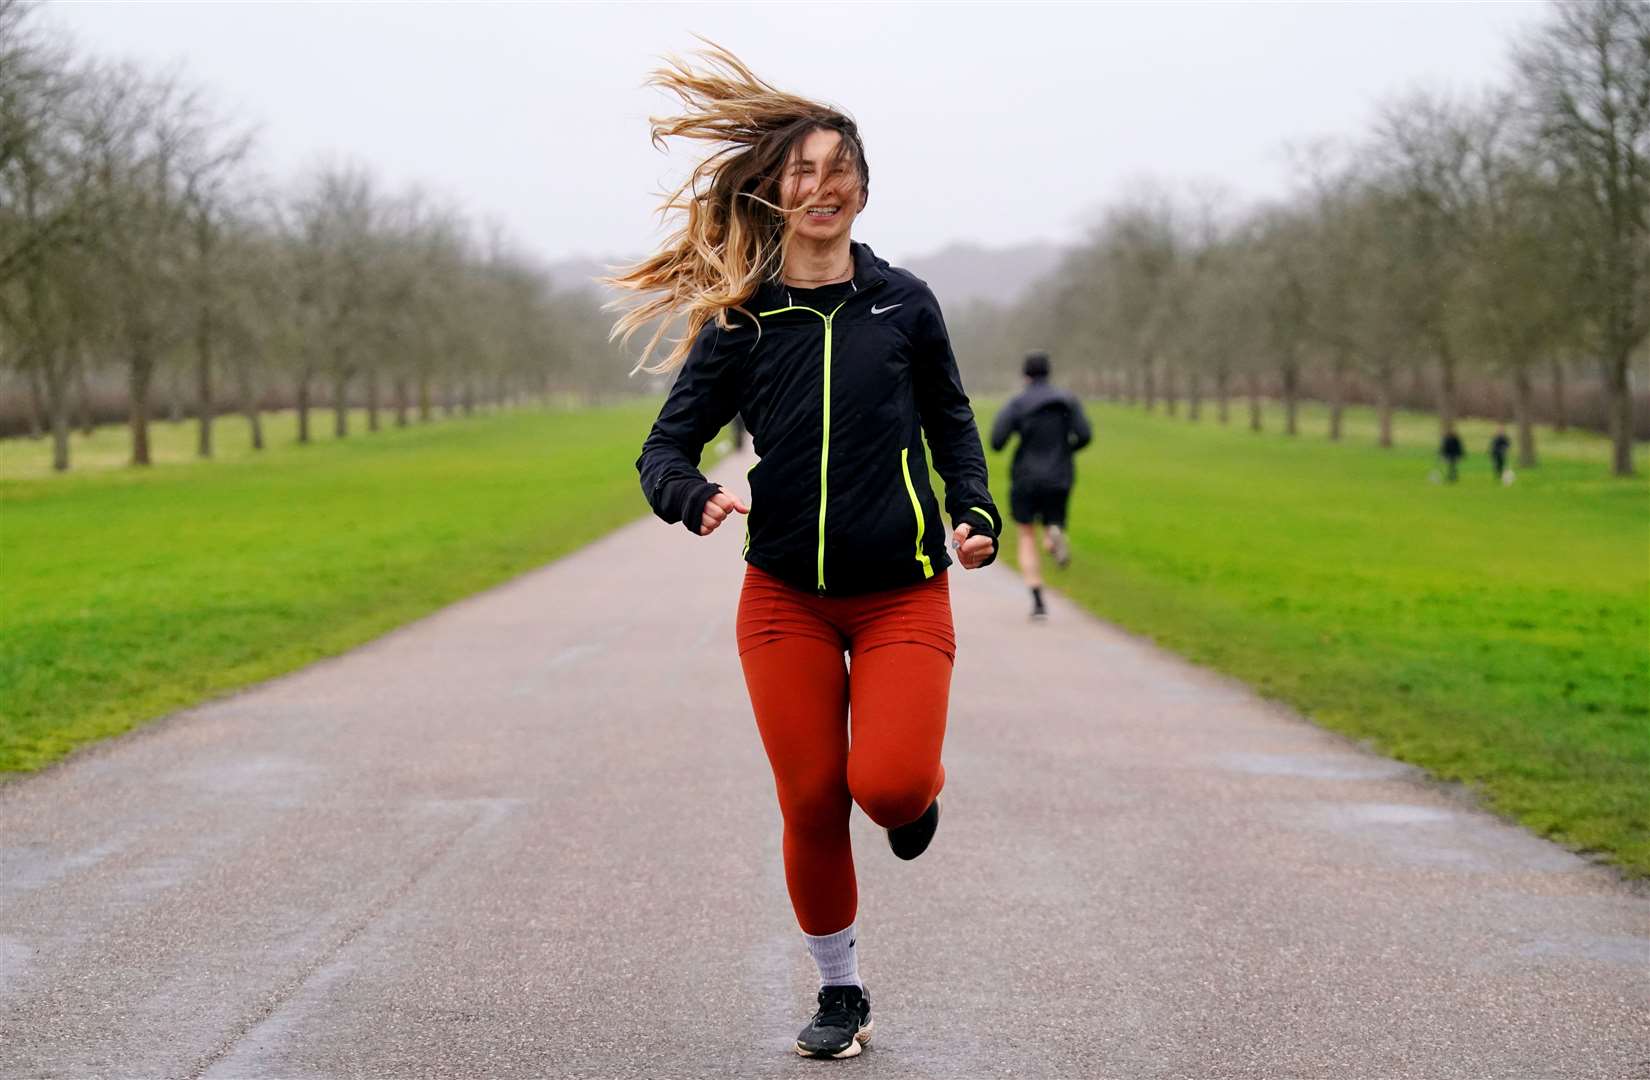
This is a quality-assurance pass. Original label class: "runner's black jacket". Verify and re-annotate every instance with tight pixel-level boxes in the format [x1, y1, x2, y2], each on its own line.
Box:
[990, 379, 1093, 493]
[637, 242, 1000, 596]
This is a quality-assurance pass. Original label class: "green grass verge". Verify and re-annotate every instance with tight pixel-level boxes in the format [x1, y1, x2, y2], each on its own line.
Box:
[0, 404, 666, 773]
[6, 392, 1646, 878]
[983, 399, 1650, 877]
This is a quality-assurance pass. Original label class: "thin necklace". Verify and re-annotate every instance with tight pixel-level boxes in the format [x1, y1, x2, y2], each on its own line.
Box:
[783, 259, 851, 285]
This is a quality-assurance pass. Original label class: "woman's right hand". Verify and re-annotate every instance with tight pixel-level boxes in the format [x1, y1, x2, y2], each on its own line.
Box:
[700, 491, 750, 536]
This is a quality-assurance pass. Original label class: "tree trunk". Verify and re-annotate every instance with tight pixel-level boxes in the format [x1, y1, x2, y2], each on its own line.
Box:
[394, 377, 409, 428]
[444, 378, 456, 417]
[297, 371, 312, 444]
[1124, 367, 1138, 405]
[1164, 366, 1178, 418]
[45, 357, 70, 472]
[367, 368, 381, 433]
[1328, 367, 1345, 442]
[1550, 360, 1568, 433]
[419, 373, 432, 422]
[1187, 370, 1201, 421]
[196, 313, 214, 459]
[333, 372, 350, 438]
[1216, 367, 1230, 424]
[1247, 372, 1262, 432]
[50, 398, 70, 470]
[1607, 354, 1634, 476]
[1376, 365, 1394, 448]
[1509, 365, 1536, 468]
[1436, 342, 1457, 434]
[235, 362, 263, 451]
[1142, 361, 1156, 412]
[1282, 362, 1299, 436]
[129, 353, 155, 466]
[462, 378, 475, 416]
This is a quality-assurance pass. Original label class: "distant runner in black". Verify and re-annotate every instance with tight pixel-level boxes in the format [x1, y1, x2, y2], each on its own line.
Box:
[1439, 428, 1465, 483]
[990, 351, 1092, 618]
[1490, 425, 1510, 481]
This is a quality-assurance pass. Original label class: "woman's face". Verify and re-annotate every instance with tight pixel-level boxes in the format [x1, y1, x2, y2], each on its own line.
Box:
[779, 127, 866, 244]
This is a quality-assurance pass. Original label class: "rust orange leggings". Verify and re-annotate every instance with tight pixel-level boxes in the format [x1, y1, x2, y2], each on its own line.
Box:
[737, 564, 955, 935]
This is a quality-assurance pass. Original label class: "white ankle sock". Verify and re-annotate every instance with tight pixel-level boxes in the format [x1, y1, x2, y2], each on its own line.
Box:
[802, 922, 862, 988]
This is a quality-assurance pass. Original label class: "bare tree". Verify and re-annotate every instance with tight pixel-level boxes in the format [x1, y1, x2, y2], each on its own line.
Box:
[1167, 185, 1241, 424]
[181, 122, 253, 459]
[1251, 206, 1316, 436]
[290, 164, 375, 442]
[1517, 0, 1650, 475]
[214, 205, 298, 451]
[1373, 92, 1482, 435]
[76, 65, 238, 467]
[1090, 193, 1178, 412]
[0, 1, 77, 467]
[1450, 92, 1581, 467]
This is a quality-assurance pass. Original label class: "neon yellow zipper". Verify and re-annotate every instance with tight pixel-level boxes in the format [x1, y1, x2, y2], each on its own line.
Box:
[758, 300, 848, 591]
[900, 448, 935, 579]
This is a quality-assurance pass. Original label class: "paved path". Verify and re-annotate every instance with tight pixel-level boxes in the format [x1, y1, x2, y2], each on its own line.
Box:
[3, 452, 1647, 1079]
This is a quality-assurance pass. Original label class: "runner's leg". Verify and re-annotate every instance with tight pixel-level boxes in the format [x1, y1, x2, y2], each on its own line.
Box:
[738, 571, 857, 937]
[847, 642, 952, 830]
[843, 575, 955, 833]
[741, 635, 856, 934]
[1017, 524, 1042, 589]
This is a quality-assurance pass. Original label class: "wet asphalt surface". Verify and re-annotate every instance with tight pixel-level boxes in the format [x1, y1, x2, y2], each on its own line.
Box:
[3, 451, 1647, 1079]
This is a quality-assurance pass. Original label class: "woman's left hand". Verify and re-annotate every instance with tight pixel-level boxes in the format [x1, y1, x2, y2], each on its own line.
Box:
[951, 523, 995, 570]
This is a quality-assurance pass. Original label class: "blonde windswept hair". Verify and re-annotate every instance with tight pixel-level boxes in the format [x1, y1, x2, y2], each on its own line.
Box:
[604, 41, 869, 374]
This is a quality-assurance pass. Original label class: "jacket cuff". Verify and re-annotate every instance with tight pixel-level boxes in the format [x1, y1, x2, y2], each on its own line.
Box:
[954, 505, 1000, 568]
[680, 481, 723, 536]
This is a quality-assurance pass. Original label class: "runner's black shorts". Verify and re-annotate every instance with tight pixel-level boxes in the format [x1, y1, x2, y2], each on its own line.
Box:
[1009, 486, 1070, 528]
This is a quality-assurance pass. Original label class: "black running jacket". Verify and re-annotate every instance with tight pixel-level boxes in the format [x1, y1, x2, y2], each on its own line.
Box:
[990, 380, 1093, 493]
[637, 242, 1000, 596]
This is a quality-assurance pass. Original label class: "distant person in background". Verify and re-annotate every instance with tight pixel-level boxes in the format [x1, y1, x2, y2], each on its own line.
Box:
[1490, 425, 1510, 481]
[1439, 427, 1465, 483]
[991, 351, 1092, 618]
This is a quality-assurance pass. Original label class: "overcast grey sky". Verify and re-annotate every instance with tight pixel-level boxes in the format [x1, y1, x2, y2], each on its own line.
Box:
[48, 2, 1547, 266]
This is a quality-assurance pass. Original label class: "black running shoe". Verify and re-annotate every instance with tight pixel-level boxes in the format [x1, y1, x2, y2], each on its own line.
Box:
[886, 796, 941, 861]
[795, 984, 873, 1059]
[1031, 595, 1048, 619]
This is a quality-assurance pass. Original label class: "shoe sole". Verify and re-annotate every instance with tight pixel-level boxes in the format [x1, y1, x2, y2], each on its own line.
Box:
[1048, 528, 1071, 569]
[1049, 527, 1075, 570]
[795, 1021, 874, 1059]
[887, 797, 941, 861]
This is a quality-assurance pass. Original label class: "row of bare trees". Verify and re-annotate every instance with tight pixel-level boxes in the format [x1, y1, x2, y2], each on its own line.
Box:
[0, 1, 618, 471]
[955, 1, 1648, 476]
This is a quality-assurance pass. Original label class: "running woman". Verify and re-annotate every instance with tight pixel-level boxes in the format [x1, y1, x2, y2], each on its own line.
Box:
[609, 46, 1000, 1059]
[990, 351, 1092, 618]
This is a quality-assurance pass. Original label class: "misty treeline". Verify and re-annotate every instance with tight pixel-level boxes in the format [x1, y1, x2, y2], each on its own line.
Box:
[953, 1, 1649, 476]
[0, 1, 622, 471]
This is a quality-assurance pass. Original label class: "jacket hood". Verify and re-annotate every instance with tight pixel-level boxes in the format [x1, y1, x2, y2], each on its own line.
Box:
[1014, 379, 1074, 413]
